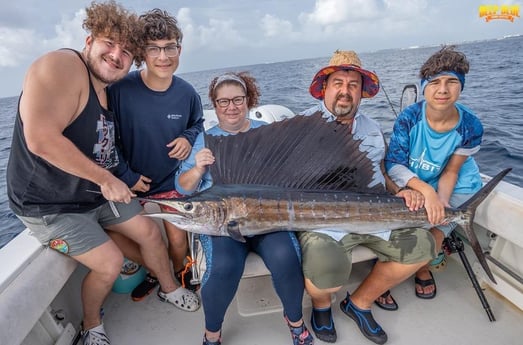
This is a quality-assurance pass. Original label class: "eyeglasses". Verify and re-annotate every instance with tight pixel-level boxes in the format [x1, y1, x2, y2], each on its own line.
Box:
[215, 96, 246, 108]
[145, 44, 180, 58]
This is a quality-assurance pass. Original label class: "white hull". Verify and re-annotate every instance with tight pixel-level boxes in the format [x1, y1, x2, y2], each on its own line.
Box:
[1, 105, 522, 345]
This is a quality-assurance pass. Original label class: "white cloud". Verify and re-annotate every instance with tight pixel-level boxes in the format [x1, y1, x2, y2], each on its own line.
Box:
[175, 7, 195, 45]
[201, 18, 244, 47]
[43, 9, 86, 50]
[302, 0, 381, 26]
[384, 0, 429, 18]
[0, 8, 85, 68]
[286, 0, 434, 45]
[177, 7, 245, 52]
[0, 27, 37, 67]
[261, 14, 294, 38]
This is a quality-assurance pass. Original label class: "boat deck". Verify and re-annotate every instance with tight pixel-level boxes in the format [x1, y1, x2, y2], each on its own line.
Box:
[99, 256, 522, 345]
[10, 173, 522, 345]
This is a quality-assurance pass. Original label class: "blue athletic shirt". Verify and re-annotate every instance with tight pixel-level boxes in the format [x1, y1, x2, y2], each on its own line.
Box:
[385, 101, 483, 194]
[109, 71, 204, 196]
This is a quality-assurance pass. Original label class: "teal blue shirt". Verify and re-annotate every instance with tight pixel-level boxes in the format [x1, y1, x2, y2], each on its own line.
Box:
[386, 101, 483, 194]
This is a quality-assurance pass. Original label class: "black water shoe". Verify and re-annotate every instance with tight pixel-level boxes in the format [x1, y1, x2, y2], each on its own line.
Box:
[340, 292, 387, 344]
[310, 307, 337, 343]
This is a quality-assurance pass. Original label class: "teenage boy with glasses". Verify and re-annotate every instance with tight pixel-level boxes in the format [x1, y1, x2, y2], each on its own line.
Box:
[108, 8, 204, 300]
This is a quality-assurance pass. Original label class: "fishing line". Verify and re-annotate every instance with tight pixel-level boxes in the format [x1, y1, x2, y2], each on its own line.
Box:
[380, 80, 398, 118]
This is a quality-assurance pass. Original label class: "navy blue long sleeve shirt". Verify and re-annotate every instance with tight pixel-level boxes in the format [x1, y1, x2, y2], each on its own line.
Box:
[109, 70, 204, 196]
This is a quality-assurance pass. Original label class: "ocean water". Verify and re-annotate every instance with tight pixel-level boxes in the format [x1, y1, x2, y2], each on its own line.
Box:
[1, 36, 522, 248]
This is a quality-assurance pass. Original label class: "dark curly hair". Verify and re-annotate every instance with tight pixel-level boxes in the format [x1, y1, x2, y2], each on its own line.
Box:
[83, 1, 142, 60]
[135, 8, 183, 65]
[208, 72, 261, 109]
[419, 45, 470, 79]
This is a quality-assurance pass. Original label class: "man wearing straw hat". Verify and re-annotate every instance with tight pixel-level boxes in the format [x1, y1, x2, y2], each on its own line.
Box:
[298, 50, 435, 344]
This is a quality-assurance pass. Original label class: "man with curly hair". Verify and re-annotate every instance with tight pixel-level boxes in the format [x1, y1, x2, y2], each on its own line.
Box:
[108, 8, 204, 300]
[385, 45, 483, 301]
[6, 2, 198, 345]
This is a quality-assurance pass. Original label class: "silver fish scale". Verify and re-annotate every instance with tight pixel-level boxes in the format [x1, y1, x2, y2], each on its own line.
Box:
[223, 190, 465, 236]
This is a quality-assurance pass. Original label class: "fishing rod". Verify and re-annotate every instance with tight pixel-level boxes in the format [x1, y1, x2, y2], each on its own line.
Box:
[380, 81, 398, 118]
[378, 78, 420, 119]
[371, 69, 400, 118]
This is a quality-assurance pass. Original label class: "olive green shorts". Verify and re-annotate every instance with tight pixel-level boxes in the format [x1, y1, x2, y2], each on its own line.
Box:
[298, 228, 436, 289]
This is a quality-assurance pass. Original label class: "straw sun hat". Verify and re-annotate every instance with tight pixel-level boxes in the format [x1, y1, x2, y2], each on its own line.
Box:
[309, 50, 380, 100]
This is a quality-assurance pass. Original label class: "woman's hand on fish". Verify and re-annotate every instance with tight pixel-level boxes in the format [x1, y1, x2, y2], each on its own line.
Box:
[397, 189, 424, 211]
[167, 137, 191, 160]
[195, 148, 215, 172]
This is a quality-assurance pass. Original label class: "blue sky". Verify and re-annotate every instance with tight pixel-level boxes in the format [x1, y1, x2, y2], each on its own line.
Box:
[0, 0, 521, 97]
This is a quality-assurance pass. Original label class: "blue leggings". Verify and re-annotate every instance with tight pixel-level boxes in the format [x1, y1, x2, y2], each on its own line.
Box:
[199, 231, 304, 332]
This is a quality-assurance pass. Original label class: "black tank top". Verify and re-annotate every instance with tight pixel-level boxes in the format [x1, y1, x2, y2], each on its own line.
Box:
[7, 50, 119, 216]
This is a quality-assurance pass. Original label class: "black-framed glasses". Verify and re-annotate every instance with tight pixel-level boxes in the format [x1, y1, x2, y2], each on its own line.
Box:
[145, 44, 180, 58]
[215, 96, 246, 108]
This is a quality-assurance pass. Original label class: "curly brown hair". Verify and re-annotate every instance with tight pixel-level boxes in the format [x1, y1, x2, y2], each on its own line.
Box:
[135, 8, 183, 65]
[208, 72, 261, 109]
[83, 1, 142, 61]
[419, 45, 470, 79]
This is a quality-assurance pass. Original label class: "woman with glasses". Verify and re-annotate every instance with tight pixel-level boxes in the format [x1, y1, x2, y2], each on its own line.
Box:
[107, 8, 204, 304]
[175, 71, 314, 345]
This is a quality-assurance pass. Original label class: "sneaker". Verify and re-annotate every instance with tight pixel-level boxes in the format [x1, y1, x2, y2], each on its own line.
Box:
[310, 307, 336, 343]
[81, 323, 110, 345]
[202, 332, 221, 345]
[288, 321, 314, 345]
[131, 273, 159, 301]
[158, 287, 200, 312]
[176, 268, 200, 292]
[340, 293, 387, 345]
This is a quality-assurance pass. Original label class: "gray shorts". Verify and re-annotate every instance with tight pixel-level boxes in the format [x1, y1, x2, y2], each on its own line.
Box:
[298, 228, 436, 289]
[17, 200, 143, 256]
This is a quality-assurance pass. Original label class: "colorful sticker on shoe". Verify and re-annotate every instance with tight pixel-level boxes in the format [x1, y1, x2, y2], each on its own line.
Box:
[49, 238, 69, 254]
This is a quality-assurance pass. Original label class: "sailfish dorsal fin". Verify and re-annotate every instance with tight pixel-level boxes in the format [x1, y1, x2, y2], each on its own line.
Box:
[204, 111, 385, 193]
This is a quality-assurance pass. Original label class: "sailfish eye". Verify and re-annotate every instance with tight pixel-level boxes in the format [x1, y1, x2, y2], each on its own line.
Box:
[183, 202, 193, 211]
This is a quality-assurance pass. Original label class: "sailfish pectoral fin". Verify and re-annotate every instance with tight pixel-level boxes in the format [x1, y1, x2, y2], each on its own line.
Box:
[227, 220, 246, 242]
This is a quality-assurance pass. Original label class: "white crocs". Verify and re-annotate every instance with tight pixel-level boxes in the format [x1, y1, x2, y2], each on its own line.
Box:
[158, 286, 200, 312]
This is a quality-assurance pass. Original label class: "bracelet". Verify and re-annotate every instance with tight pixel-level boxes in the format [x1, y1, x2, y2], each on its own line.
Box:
[397, 186, 410, 193]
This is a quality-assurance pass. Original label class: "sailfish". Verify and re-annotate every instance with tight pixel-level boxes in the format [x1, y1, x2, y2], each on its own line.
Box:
[144, 112, 510, 283]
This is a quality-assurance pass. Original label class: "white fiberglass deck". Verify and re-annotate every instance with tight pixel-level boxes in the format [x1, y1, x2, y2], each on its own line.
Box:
[100, 256, 522, 345]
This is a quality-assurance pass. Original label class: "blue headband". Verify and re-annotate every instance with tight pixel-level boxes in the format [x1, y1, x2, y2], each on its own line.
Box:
[420, 71, 465, 94]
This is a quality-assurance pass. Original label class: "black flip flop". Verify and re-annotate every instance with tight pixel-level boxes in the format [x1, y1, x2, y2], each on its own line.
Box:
[415, 271, 437, 299]
[374, 290, 399, 311]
